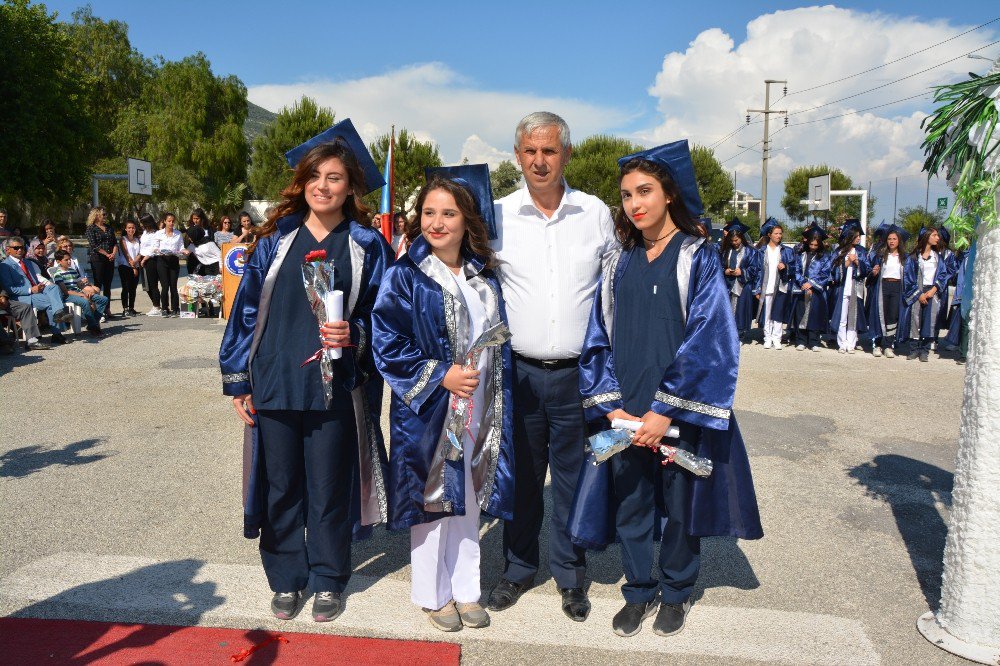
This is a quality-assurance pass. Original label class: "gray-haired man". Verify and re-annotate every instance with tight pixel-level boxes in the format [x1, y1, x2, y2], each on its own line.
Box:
[488, 112, 618, 621]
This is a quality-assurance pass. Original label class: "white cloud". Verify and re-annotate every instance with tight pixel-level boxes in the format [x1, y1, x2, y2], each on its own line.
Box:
[640, 6, 995, 215]
[248, 63, 630, 167]
[459, 135, 515, 169]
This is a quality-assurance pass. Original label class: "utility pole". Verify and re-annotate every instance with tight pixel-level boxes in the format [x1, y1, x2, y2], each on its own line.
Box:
[747, 79, 787, 224]
[892, 177, 899, 223]
[925, 178, 930, 212]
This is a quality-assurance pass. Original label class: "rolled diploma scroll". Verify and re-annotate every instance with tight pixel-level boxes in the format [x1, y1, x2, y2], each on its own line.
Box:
[324, 290, 344, 360]
[611, 418, 680, 439]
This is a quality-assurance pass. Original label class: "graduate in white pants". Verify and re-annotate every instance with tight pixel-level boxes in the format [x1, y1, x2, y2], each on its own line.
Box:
[373, 166, 515, 632]
[753, 218, 796, 349]
[828, 220, 870, 354]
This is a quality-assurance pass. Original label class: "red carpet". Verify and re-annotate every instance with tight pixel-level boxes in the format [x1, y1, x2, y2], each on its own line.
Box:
[0, 617, 461, 665]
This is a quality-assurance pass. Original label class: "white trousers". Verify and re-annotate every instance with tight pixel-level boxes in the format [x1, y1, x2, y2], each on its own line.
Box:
[763, 294, 783, 344]
[838, 292, 857, 350]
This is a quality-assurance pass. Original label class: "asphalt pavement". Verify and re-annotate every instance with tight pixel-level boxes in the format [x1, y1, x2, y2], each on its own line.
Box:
[0, 284, 967, 664]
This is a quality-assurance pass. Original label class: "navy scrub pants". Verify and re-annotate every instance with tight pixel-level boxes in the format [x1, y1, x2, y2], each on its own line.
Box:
[257, 409, 358, 594]
[611, 425, 701, 605]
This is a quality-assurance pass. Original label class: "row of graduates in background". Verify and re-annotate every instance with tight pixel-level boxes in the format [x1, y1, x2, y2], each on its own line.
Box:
[718, 216, 969, 363]
[220, 116, 761, 638]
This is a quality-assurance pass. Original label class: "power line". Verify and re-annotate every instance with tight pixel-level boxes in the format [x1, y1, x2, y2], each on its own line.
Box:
[788, 16, 1000, 96]
[786, 39, 1000, 117]
[786, 92, 932, 126]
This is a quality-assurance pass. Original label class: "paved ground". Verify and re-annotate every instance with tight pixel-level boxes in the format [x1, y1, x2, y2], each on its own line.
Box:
[0, 285, 967, 664]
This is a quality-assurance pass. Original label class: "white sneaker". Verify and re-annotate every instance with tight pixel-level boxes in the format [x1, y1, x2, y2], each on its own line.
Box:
[838, 348, 847, 354]
[763, 340, 773, 349]
[774, 342, 783, 350]
[885, 348, 896, 358]
[847, 348, 855, 354]
[812, 346, 823, 352]
[146, 308, 162, 317]
[872, 347, 883, 357]
[795, 344, 806, 351]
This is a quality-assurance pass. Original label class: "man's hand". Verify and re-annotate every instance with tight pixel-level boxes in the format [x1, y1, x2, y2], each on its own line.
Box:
[633, 411, 673, 448]
[30, 283, 44, 294]
[443, 364, 480, 399]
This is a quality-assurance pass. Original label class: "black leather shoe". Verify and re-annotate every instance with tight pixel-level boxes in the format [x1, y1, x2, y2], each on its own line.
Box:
[652, 600, 690, 637]
[487, 578, 530, 612]
[559, 587, 591, 622]
[612, 600, 658, 637]
[50, 332, 68, 345]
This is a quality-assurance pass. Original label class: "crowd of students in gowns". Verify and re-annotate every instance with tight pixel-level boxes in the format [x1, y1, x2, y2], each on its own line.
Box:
[717, 215, 969, 363]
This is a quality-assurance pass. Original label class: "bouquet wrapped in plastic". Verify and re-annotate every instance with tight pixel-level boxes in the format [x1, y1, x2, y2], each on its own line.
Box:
[444, 322, 512, 461]
[301, 250, 344, 408]
[587, 418, 714, 477]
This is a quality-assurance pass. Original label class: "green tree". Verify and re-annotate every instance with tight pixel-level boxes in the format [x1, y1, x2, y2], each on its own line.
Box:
[564, 135, 645, 210]
[366, 129, 443, 215]
[691, 145, 734, 217]
[62, 6, 154, 162]
[781, 165, 872, 223]
[121, 52, 248, 216]
[0, 0, 94, 207]
[248, 96, 335, 201]
[897, 206, 944, 239]
[490, 160, 521, 198]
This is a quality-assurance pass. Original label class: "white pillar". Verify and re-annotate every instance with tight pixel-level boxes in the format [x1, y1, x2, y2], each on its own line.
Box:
[917, 216, 1000, 664]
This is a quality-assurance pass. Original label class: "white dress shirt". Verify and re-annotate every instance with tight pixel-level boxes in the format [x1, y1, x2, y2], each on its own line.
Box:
[139, 232, 160, 258]
[882, 252, 902, 280]
[764, 244, 781, 295]
[490, 182, 617, 359]
[154, 229, 185, 255]
[117, 237, 141, 267]
[921, 252, 939, 287]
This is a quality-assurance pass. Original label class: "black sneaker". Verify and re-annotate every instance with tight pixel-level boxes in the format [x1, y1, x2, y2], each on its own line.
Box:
[612, 600, 658, 637]
[652, 600, 690, 637]
[312, 591, 343, 622]
[270, 591, 301, 620]
[919, 351, 929, 363]
[50, 332, 68, 345]
[907, 351, 919, 360]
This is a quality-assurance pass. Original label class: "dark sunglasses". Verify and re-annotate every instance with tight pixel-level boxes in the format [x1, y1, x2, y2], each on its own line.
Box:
[7, 245, 25, 250]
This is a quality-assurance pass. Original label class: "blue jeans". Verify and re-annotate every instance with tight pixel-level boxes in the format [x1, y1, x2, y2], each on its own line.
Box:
[16, 284, 66, 331]
[65, 294, 108, 328]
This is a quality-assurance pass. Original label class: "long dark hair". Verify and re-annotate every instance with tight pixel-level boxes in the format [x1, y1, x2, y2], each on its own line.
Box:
[755, 223, 783, 249]
[188, 207, 207, 226]
[800, 232, 827, 256]
[877, 231, 905, 265]
[614, 158, 703, 250]
[720, 229, 748, 257]
[406, 177, 496, 269]
[912, 228, 938, 258]
[250, 141, 372, 255]
[835, 230, 860, 266]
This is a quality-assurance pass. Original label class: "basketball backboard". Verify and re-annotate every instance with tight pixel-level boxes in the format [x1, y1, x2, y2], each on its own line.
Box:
[127, 157, 153, 196]
[806, 174, 831, 211]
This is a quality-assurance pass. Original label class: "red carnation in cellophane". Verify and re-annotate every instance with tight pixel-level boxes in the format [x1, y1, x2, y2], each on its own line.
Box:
[304, 250, 327, 263]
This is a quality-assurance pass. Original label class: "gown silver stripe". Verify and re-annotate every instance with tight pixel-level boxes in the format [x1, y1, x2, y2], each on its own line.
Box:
[222, 371, 250, 384]
[654, 391, 730, 420]
[582, 391, 622, 408]
[403, 359, 440, 406]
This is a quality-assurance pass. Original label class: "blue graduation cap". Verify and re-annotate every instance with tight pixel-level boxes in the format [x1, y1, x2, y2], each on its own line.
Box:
[937, 225, 951, 244]
[425, 163, 498, 240]
[802, 222, 828, 241]
[839, 219, 864, 243]
[618, 140, 704, 219]
[284, 118, 385, 195]
[886, 223, 910, 242]
[723, 219, 751, 237]
[760, 217, 781, 237]
[872, 221, 890, 241]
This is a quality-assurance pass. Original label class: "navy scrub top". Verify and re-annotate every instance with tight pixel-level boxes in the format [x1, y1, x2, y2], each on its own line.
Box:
[613, 232, 688, 417]
[252, 221, 353, 412]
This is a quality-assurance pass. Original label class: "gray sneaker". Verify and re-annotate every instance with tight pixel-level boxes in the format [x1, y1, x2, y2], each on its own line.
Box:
[312, 591, 344, 622]
[271, 591, 301, 620]
[456, 601, 490, 628]
[426, 600, 463, 632]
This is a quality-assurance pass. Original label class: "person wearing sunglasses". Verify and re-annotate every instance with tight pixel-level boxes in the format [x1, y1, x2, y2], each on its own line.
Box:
[0, 237, 74, 344]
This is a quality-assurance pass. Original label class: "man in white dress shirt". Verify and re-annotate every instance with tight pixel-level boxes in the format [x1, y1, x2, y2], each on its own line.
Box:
[487, 112, 618, 622]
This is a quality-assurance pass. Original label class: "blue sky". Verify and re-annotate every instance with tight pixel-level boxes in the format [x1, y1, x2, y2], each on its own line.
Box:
[43, 0, 999, 217]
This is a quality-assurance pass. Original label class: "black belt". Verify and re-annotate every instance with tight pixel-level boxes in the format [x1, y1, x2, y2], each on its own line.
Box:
[514, 352, 578, 370]
[883, 278, 901, 282]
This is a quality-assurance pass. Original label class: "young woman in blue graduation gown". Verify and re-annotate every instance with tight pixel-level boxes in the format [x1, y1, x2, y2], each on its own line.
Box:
[570, 143, 762, 639]
[788, 225, 832, 351]
[219, 126, 392, 622]
[718, 221, 758, 342]
[753, 219, 796, 349]
[899, 227, 949, 362]
[865, 227, 907, 358]
[933, 226, 958, 337]
[372, 175, 514, 632]
[828, 222, 870, 354]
